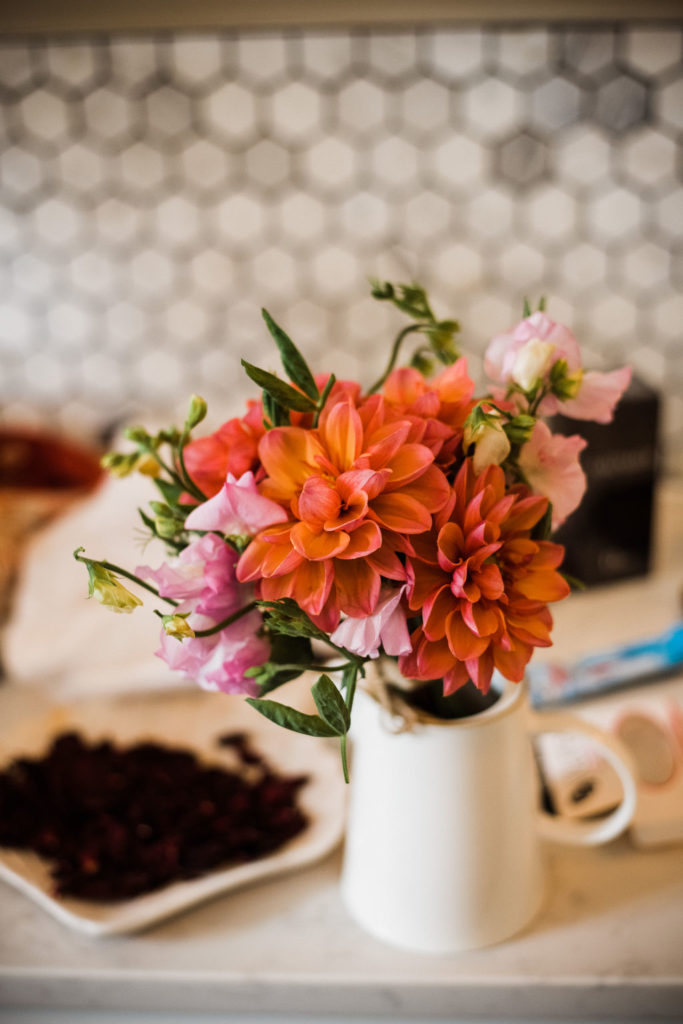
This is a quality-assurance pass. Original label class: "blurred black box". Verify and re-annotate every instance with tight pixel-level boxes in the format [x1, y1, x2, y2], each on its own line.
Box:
[551, 376, 660, 586]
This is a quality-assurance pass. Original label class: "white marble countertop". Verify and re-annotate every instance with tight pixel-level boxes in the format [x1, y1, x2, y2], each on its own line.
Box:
[1, 484, 683, 1020]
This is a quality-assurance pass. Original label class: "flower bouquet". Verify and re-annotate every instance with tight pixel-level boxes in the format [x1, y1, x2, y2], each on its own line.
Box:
[76, 282, 631, 781]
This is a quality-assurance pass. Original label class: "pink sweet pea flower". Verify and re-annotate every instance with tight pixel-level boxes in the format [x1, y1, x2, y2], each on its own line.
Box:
[485, 312, 581, 383]
[137, 533, 268, 694]
[184, 470, 288, 536]
[330, 585, 411, 659]
[486, 312, 631, 426]
[137, 532, 241, 619]
[518, 421, 587, 529]
[156, 608, 268, 696]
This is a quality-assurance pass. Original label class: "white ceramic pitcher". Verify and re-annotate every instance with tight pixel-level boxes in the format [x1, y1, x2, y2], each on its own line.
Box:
[341, 667, 637, 955]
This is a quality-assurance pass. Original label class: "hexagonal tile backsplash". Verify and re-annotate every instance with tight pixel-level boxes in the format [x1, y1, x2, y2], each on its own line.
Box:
[1, 24, 682, 470]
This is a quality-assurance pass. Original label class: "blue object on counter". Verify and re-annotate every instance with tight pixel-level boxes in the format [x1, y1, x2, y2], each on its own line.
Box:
[528, 622, 683, 708]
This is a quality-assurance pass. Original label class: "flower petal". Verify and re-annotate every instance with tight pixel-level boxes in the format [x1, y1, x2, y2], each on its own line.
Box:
[291, 559, 334, 616]
[515, 571, 570, 602]
[290, 522, 350, 560]
[296, 475, 341, 528]
[383, 444, 435, 490]
[320, 400, 363, 471]
[336, 520, 382, 558]
[396, 465, 451, 513]
[369, 492, 432, 533]
[445, 611, 490, 660]
[333, 559, 381, 618]
[416, 633, 456, 679]
[443, 660, 472, 696]
[560, 366, 631, 425]
[259, 427, 324, 502]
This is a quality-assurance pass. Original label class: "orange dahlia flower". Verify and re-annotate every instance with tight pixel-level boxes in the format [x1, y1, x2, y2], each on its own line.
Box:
[399, 459, 570, 695]
[237, 397, 450, 631]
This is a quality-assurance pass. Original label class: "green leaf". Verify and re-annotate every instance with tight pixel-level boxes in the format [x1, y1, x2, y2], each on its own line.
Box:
[312, 674, 350, 735]
[246, 662, 303, 696]
[246, 697, 339, 737]
[154, 477, 184, 506]
[262, 309, 319, 402]
[262, 390, 290, 428]
[261, 668, 303, 696]
[242, 360, 316, 412]
[138, 507, 155, 532]
[251, 633, 314, 695]
[523, 298, 532, 318]
[532, 502, 554, 542]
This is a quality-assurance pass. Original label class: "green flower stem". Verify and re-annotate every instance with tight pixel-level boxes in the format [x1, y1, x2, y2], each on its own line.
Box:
[339, 661, 361, 785]
[340, 733, 349, 784]
[343, 663, 359, 710]
[528, 388, 549, 416]
[74, 551, 178, 606]
[268, 662, 349, 674]
[139, 443, 178, 484]
[367, 323, 426, 395]
[192, 601, 258, 637]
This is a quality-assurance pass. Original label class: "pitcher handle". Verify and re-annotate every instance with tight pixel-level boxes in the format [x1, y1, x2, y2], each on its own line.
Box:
[529, 707, 638, 846]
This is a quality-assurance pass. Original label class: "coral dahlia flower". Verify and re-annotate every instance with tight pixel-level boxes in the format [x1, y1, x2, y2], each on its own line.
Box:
[399, 459, 570, 695]
[183, 399, 265, 498]
[237, 398, 450, 631]
[382, 360, 475, 468]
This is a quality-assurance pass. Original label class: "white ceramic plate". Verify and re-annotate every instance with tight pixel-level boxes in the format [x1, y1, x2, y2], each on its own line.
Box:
[0, 685, 347, 936]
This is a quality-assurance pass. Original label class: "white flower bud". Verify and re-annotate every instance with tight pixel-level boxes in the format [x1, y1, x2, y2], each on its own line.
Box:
[512, 339, 556, 392]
